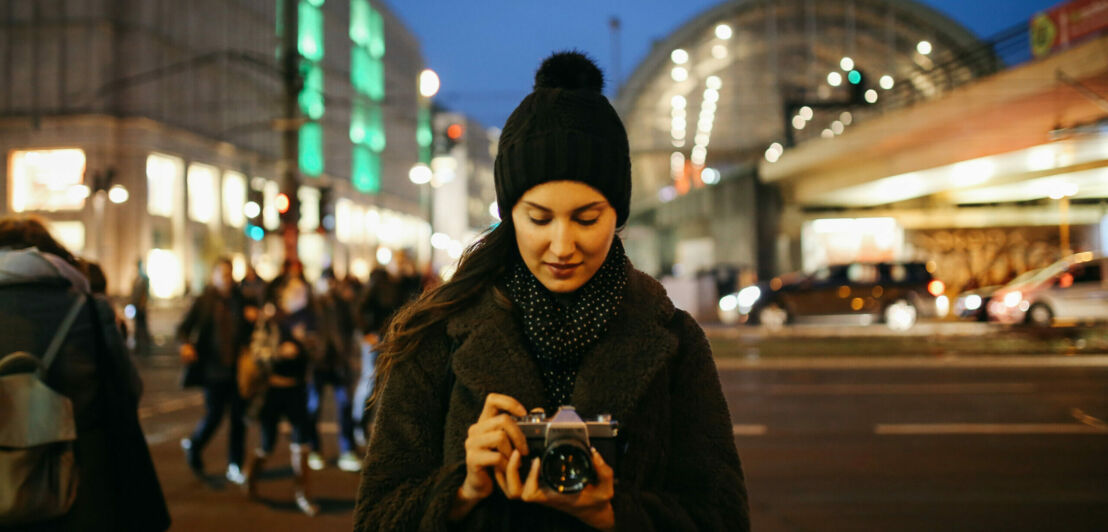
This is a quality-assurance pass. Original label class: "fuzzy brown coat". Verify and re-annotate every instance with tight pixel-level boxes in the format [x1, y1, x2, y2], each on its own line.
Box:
[354, 268, 749, 531]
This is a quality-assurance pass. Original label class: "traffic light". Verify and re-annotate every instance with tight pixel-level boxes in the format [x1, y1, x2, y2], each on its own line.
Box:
[434, 122, 464, 156]
[849, 68, 867, 105]
[319, 186, 335, 233]
[244, 185, 265, 241]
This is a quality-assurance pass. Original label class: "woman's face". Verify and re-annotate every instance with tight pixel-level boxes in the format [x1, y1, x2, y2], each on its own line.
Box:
[511, 181, 617, 293]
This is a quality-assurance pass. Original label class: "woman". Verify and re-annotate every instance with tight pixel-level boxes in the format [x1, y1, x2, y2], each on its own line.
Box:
[354, 52, 749, 531]
[243, 276, 321, 516]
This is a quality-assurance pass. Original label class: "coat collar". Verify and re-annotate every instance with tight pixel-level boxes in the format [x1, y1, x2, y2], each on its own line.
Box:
[445, 267, 677, 423]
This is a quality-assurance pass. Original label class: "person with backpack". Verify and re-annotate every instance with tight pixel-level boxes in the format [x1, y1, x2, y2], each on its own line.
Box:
[177, 256, 251, 485]
[0, 215, 170, 531]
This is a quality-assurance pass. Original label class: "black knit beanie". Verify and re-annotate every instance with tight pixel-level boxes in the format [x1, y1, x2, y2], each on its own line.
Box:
[494, 51, 632, 226]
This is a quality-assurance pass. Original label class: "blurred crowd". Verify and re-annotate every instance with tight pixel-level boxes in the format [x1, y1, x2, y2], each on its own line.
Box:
[0, 213, 434, 524]
[174, 248, 432, 516]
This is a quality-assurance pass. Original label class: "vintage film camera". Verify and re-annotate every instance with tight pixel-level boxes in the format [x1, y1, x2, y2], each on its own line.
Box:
[515, 406, 619, 494]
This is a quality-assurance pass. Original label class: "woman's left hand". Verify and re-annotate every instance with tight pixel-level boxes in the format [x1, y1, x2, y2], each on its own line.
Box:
[498, 447, 615, 531]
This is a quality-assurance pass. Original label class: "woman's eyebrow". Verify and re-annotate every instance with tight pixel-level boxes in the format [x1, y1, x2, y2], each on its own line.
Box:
[521, 201, 607, 213]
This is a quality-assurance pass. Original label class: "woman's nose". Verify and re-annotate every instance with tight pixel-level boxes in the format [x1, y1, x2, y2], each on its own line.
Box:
[549, 223, 576, 258]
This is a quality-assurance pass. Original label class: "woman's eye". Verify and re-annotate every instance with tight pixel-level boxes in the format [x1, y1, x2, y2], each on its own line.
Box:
[576, 218, 599, 226]
[529, 217, 552, 226]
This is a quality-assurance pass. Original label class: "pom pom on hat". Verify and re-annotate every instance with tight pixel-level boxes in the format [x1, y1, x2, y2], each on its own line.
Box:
[495, 51, 631, 226]
[534, 51, 605, 93]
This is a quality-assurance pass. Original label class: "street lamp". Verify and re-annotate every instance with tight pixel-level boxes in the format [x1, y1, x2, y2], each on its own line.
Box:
[419, 69, 440, 98]
[409, 163, 432, 185]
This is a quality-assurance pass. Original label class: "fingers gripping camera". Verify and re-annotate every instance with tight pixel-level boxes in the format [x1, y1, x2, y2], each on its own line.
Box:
[514, 406, 619, 494]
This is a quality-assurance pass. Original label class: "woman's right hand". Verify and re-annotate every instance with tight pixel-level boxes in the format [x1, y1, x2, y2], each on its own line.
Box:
[449, 393, 529, 521]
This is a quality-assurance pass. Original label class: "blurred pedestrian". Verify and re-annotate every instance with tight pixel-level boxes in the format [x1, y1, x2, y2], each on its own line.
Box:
[0, 215, 170, 531]
[177, 257, 250, 485]
[243, 276, 321, 516]
[83, 259, 129, 341]
[130, 258, 152, 357]
[265, 258, 306, 305]
[352, 248, 423, 443]
[304, 267, 361, 472]
[239, 263, 267, 326]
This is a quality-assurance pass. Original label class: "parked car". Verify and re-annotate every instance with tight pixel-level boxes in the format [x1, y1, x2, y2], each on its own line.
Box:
[952, 268, 1042, 321]
[718, 261, 946, 330]
[988, 252, 1108, 325]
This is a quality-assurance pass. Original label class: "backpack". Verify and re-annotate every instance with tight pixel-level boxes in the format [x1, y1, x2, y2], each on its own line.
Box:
[0, 294, 85, 526]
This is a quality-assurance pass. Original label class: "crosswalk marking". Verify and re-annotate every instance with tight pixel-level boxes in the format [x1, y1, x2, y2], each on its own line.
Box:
[874, 423, 1108, 435]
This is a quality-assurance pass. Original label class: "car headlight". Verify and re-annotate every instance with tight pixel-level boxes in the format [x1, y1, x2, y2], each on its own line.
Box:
[1003, 291, 1022, 308]
[964, 294, 981, 311]
[736, 286, 761, 312]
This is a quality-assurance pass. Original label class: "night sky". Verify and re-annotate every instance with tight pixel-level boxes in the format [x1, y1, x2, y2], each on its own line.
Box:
[386, 0, 1060, 129]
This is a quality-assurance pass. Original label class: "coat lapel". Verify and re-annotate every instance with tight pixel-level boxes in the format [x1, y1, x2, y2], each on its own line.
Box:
[445, 268, 678, 420]
[447, 292, 547, 411]
[570, 268, 677, 424]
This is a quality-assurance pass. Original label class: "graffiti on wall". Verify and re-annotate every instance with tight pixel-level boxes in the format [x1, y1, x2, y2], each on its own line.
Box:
[905, 225, 1096, 292]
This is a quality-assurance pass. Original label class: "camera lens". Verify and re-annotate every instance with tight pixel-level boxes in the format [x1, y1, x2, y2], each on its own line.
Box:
[540, 440, 594, 494]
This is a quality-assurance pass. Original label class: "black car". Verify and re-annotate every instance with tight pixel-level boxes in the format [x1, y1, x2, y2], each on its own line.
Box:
[718, 262, 946, 330]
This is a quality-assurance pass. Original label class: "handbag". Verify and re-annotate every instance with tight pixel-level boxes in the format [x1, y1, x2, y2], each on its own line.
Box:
[239, 317, 278, 416]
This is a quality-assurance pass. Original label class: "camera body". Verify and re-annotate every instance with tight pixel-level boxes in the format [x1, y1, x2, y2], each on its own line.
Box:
[515, 406, 619, 494]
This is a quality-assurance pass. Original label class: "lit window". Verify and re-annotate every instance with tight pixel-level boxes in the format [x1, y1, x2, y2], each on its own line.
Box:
[147, 153, 183, 217]
[187, 163, 219, 223]
[49, 221, 85, 254]
[298, 186, 320, 232]
[263, 180, 280, 230]
[222, 171, 246, 228]
[335, 198, 354, 243]
[9, 149, 87, 212]
[147, 248, 185, 299]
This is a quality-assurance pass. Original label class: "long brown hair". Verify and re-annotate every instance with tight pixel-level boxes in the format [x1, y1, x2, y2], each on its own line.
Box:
[368, 220, 518, 409]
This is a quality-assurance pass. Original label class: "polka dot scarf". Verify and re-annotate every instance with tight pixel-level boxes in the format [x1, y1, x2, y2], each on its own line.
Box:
[505, 238, 629, 411]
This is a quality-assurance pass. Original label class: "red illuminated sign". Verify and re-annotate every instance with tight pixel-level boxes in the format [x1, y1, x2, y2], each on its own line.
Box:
[1031, 0, 1108, 57]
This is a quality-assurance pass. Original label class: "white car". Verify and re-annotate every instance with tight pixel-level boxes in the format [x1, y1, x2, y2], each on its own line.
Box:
[988, 253, 1108, 325]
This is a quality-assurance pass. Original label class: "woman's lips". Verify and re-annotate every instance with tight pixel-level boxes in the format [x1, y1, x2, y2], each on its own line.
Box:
[545, 262, 581, 279]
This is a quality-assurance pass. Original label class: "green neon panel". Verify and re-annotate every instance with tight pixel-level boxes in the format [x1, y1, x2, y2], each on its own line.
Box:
[367, 56, 384, 101]
[417, 106, 432, 147]
[367, 104, 385, 152]
[299, 121, 324, 176]
[299, 62, 325, 120]
[350, 99, 367, 144]
[305, 0, 324, 6]
[369, 5, 385, 58]
[298, 2, 324, 62]
[352, 145, 380, 193]
[351, 46, 371, 97]
[350, 0, 370, 47]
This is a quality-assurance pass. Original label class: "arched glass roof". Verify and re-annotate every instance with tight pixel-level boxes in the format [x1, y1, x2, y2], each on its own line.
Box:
[616, 0, 994, 206]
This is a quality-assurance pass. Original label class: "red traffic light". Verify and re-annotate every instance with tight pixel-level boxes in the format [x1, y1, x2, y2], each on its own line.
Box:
[446, 123, 464, 140]
[275, 193, 291, 214]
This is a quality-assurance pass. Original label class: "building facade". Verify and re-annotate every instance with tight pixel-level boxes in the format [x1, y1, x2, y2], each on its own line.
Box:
[1, 0, 432, 297]
[615, 0, 1001, 286]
